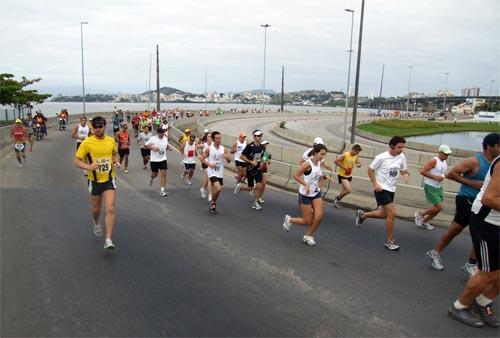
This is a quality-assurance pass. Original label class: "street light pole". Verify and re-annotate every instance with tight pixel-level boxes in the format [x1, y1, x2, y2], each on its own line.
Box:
[148, 53, 152, 110]
[260, 24, 271, 113]
[406, 65, 413, 113]
[488, 79, 495, 111]
[350, 0, 365, 144]
[343, 9, 355, 147]
[443, 72, 450, 113]
[80, 21, 88, 115]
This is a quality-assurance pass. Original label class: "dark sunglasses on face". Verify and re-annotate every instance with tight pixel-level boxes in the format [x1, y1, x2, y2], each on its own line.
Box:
[93, 124, 105, 129]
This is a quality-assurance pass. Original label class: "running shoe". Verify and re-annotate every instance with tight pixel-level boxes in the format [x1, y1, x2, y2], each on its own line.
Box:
[187, 179, 192, 186]
[252, 201, 263, 210]
[447, 306, 484, 327]
[93, 224, 102, 237]
[414, 211, 423, 227]
[209, 203, 217, 214]
[160, 191, 167, 197]
[471, 301, 500, 328]
[282, 215, 292, 232]
[384, 239, 400, 251]
[355, 210, 364, 228]
[234, 183, 242, 197]
[148, 177, 153, 186]
[124, 169, 128, 174]
[18, 164, 23, 169]
[208, 194, 212, 202]
[425, 249, 444, 270]
[461, 262, 478, 278]
[200, 187, 207, 199]
[104, 238, 115, 250]
[421, 222, 435, 230]
[333, 197, 340, 208]
[302, 235, 317, 246]
[258, 198, 265, 204]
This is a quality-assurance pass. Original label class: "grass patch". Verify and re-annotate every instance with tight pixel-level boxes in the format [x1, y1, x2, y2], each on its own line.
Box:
[358, 119, 500, 137]
[0, 120, 15, 127]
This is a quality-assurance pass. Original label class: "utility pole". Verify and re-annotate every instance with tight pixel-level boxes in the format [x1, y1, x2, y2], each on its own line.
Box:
[407, 65, 413, 113]
[378, 63, 385, 113]
[260, 24, 271, 113]
[204, 67, 208, 113]
[281, 65, 284, 112]
[350, 0, 365, 144]
[148, 53, 152, 110]
[156, 44, 160, 112]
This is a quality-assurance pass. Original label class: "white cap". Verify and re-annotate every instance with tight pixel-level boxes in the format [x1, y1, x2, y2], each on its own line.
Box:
[313, 137, 324, 145]
[203, 128, 209, 133]
[438, 144, 452, 154]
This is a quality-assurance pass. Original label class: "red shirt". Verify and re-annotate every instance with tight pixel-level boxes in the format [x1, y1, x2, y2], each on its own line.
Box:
[12, 125, 25, 142]
[117, 131, 130, 149]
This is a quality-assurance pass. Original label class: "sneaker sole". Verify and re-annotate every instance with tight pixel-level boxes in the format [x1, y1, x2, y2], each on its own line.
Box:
[385, 245, 400, 251]
[447, 309, 484, 327]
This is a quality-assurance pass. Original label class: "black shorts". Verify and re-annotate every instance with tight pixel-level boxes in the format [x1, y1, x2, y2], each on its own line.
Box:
[184, 163, 196, 171]
[118, 148, 130, 158]
[88, 178, 116, 196]
[140, 148, 151, 158]
[236, 161, 247, 168]
[453, 195, 474, 228]
[201, 163, 208, 169]
[337, 175, 352, 184]
[470, 213, 499, 272]
[298, 192, 322, 205]
[151, 160, 167, 172]
[374, 189, 395, 206]
[209, 177, 223, 185]
[246, 168, 263, 188]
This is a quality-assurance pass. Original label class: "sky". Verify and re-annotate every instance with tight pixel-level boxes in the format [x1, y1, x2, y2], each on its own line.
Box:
[1, 0, 499, 97]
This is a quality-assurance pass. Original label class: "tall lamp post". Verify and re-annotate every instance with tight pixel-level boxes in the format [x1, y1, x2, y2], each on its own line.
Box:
[350, 0, 365, 144]
[260, 24, 271, 113]
[342, 9, 355, 147]
[80, 21, 88, 115]
[406, 65, 413, 113]
[488, 79, 495, 110]
[443, 72, 450, 113]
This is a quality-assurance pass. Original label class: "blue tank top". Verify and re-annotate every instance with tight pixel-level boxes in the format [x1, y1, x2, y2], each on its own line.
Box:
[457, 152, 491, 199]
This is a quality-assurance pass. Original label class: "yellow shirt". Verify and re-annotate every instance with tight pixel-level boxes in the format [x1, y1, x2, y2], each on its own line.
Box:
[75, 135, 117, 183]
[338, 151, 358, 177]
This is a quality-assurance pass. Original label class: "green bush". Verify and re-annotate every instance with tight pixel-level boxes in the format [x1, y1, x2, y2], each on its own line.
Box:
[279, 121, 287, 129]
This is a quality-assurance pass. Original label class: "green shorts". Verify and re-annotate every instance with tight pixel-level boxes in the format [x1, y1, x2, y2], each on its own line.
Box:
[424, 184, 443, 205]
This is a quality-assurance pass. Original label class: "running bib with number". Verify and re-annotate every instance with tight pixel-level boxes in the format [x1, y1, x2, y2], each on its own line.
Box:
[389, 167, 398, 178]
[187, 150, 194, 157]
[254, 153, 262, 161]
[159, 149, 166, 155]
[96, 158, 112, 173]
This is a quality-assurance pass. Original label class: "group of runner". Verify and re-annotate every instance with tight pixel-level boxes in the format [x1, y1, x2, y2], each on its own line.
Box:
[9, 111, 48, 168]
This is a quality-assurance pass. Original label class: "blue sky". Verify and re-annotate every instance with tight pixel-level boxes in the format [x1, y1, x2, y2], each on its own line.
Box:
[1, 0, 499, 96]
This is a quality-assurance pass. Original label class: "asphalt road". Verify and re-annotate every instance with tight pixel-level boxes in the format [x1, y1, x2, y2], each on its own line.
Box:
[1, 124, 497, 337]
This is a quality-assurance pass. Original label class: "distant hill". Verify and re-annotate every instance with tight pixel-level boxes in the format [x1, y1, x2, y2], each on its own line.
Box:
[142, 87, 192, 96]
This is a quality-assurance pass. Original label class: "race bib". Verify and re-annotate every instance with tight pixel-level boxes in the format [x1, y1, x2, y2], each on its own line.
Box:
[14, 143, 24, 151]
[187, 150, 194, 157]
[214, 161, 221, 171]
[158, 148, 166, 155]
[389, 167, 398, 178]
[95, 158, 112, 173]
[254, 153, 262, 161]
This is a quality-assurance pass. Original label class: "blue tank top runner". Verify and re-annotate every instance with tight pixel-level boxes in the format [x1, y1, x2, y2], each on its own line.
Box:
[457, 152, 491, 199]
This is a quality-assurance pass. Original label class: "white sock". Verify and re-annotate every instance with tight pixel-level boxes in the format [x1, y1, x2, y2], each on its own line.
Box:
[161, 187, 165, 192]
[454, 300, 468, 310]
[476, 294, 493, 307]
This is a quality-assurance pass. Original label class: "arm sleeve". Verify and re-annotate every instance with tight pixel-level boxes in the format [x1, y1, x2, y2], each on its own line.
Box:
[401, 155, 408, 171]
[145, 137, 154, 147]
[369, 154, 383, 170]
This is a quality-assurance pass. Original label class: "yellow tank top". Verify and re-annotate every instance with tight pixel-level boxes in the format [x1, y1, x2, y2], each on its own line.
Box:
[338, 151, 358, 177]
[75, 135, 117, 183]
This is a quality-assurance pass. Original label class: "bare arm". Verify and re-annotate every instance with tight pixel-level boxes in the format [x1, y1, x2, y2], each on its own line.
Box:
[71, 126, 79, 140]
[294, 162, 312, 194]
[230, 142, 237, 154]
[482, 164, 500, 211]
[367, 167, 382, 192]
[74, 156, 98, 171]
[419, 158, 443, 182]
[446, 157, 482, 190]
[334, 154, 346, 169]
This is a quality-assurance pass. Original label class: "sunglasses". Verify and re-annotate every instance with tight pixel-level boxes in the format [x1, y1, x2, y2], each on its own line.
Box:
[254, 134, 262, 137]
[93, 124, 105, 129]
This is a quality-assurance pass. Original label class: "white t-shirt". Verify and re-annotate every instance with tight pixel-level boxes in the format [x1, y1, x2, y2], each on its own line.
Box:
[146, 135, 169, 162]
[369, 151, 407, 192]
[207, 145, 225, 178]
[137, 131, 152, 148]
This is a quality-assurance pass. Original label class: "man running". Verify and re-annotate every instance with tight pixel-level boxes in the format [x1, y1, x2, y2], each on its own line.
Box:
[447, 154, 500, 328]
[72, 116, 90, 150]
[146, 128, 172, 197]
[355, 136, 410, 251]
[137, 125, 152, 170]
[197, 132, 212, 200]
[200, 131, 232, 214]
[11, 119, 27, 168]
[115, 123, 131, 173]
[111, 112, 120, 135]
[231, 132, 247, 183]
[23, 112, 36, 152]
[74, 116, 120, 250]
[234, 130, 266, 211]
[415, 145, 452, 230]
[333, 144, 362, 207]
[426, 133, 499, 274]
[180, 134, 197, 185]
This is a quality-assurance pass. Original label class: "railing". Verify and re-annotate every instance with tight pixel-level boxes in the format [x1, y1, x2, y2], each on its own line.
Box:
[1, 107, 33, 121]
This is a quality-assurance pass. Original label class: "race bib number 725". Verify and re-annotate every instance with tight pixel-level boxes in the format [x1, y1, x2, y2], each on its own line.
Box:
[96, 158, 112, 172]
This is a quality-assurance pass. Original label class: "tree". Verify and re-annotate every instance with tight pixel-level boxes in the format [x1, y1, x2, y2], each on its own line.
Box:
[0, 73, 51, 107]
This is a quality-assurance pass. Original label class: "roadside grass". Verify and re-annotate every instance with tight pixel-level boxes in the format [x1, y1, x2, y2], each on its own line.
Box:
[358, 119, 500, 137]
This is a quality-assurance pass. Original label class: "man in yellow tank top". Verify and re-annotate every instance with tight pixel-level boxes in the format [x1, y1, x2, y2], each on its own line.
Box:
[74, 116, 120, 250]
[333, 144, 362, 207]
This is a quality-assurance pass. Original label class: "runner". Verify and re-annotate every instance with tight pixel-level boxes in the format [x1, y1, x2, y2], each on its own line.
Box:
[426, 133, 499, 274]
[71, 116, 90, 151]
[132, 113, 141, 137]
[197, 132, 212, 200]
[137, 125, 152, 170]
[355, 136, 410, 251]
[200, 131, 232, 214]
[282, 143, 332, 246]
[73, 116, 120, 250]
[447, 154, 500, 328]
[414, 145, 452, 230]
[301, 137, 333, 171]
[23, 112, 36, 152]
[234, 130, 266, 211]
[179, 128, 191, 144]
[179, 134, 197, 185]
[259, 140, 272, 204]
[231, 132, 247, 184]
[115, 123, 131, 173]
[139, 116, 149, 135]
[145, 127, 172, 197]
[333, 144, 362, 207]
[111, 112, 121, 135]
[11, 119, 27, 168]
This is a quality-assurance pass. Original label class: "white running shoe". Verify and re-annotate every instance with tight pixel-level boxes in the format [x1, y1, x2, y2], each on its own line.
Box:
[104, 238, 115, 250]
[422, 222, 435, 230]
[252, 201, 263, 210]
[200, 187, 207, 199]
[93, 224, 102, 237]
[462, 262, 478, 278]
[258, 198, 265, 204]
[302, 235, 317, 246]
[208, 193, 212, 202]
[148, 177, 153, 186]
[234, 183, 242, 197]
[414, 211, 423, 227]
[426, 249, 444, 270]
[18, 164, 23, 169]
[333, 197, 340, 208]
[160, 190, 167, 197]
[355, 210, 364, 228]
[187, 179, 192, 186]
[282, 215, 292, 232]
[384, 239, 400, 251]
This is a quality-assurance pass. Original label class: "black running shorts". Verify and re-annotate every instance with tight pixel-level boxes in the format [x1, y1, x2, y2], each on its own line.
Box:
[453, 195, 474, 228]
[470, 213, 499, 272]
[374, 189, 395, 206]
[150, 160, 167, 172]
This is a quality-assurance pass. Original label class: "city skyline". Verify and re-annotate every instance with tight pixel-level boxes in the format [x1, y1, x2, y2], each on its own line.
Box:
[1, 0, 499, 97]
